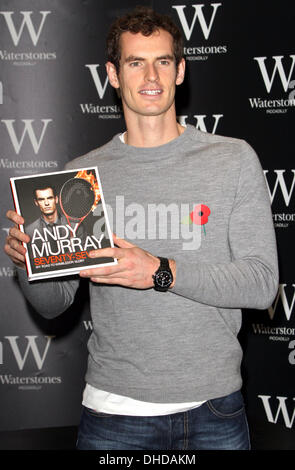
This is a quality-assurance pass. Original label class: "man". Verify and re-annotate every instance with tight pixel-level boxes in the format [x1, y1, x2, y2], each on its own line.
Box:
[5, 7, 278, 450]
[25, 184, 85, 258]
[25, 185, 65, 240]
[25, 185, 69, 261]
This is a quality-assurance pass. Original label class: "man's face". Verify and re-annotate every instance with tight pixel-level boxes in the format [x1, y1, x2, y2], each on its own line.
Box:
[34, 188, 58, 218]
[108, 29, 185, 119]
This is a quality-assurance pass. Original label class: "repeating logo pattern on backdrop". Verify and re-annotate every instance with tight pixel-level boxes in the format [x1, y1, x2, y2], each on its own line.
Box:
[251, 283, 295, 371]
[172, 3, 227, 62]
[0, 118, 57, 174]
[0, 10, 56, 66]
[0, 1, 294, 442]
[250, 55, 295, 114]
[177, 114, 223, 133]
[0, 335, 61, 390]
[258, 395, 295, 429]
[264, 169, 295, 229]
[80, 64, 123, 119]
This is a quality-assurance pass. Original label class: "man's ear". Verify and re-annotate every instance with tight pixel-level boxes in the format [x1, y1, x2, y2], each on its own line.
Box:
[106, 62, 120, 89]
[176, 58, 185, 86]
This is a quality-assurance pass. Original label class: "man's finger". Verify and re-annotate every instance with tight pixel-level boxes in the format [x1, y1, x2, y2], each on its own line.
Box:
[89, 276, 131, 286]
[113, 233, 135, 249]
[6, 210, 24, 226]
[9, 226, 30, 244]
[4, 242, 26, 264]
[6, 236, 27, 255]
[88, 246, 124, 260]
[79, 258, 127, 278]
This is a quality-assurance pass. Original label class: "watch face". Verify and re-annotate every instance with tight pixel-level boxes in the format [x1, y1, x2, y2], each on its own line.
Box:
[155, 270, 173, 287]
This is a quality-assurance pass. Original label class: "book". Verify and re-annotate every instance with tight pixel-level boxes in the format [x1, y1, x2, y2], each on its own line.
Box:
[10, 167, 117, 281]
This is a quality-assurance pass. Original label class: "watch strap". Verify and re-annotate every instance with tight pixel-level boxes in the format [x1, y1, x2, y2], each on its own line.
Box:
[153, 257, 173, 292]
[158, 257, 170, 271]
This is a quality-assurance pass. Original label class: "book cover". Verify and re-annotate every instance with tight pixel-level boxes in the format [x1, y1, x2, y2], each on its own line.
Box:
[10, 167, 117, 281]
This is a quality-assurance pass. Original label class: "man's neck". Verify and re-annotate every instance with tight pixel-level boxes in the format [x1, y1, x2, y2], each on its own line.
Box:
[124, 110, 185, 147]
[42, 213, 58, 224]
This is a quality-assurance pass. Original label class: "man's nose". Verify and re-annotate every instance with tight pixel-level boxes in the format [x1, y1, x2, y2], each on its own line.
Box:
[145, 63, 159, 82]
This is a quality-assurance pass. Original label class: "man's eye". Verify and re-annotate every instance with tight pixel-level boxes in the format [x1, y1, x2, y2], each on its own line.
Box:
[130, 61, 141, 67]
[159, 60, 169, 65]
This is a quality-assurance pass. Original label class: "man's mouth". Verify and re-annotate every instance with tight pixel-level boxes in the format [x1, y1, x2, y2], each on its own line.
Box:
[139, 89, 162, 95]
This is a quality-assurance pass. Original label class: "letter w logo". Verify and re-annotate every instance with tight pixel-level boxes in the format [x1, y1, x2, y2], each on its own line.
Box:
[1, 119, 52, 154]
[172, 3, 222, 40]
[254, 55, 295, 93]
[5, 336, 54, 371]
[0, 11, 50, 46]
[268, 284, 295, 321]
[264, 170, 295, 207]
[258, 395, 295, 429]
[85, 64, 109, 99]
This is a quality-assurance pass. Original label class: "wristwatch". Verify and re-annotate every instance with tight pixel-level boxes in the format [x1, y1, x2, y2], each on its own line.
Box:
[152, 257, 174, 292]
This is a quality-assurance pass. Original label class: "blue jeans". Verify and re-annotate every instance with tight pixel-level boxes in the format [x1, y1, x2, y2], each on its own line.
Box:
[76, 390, 250, 450]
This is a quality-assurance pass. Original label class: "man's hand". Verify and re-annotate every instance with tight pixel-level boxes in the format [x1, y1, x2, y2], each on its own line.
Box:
[80, 234, 175, 289]
[4, 210, 30, 268]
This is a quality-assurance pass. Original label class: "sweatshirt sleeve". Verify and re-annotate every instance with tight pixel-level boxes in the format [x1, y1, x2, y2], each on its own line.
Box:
[16, 267, 80, 319]
[171, 142, 279, 310]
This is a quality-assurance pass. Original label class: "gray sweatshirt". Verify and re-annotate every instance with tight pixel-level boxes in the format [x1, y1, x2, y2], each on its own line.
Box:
[17, 125, 278, 403]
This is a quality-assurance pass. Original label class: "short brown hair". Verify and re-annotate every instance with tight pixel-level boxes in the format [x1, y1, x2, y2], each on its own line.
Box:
[106, 6, 184, 72]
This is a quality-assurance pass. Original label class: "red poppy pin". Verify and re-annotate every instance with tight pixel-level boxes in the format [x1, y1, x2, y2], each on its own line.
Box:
[181, 204, 211, 235]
